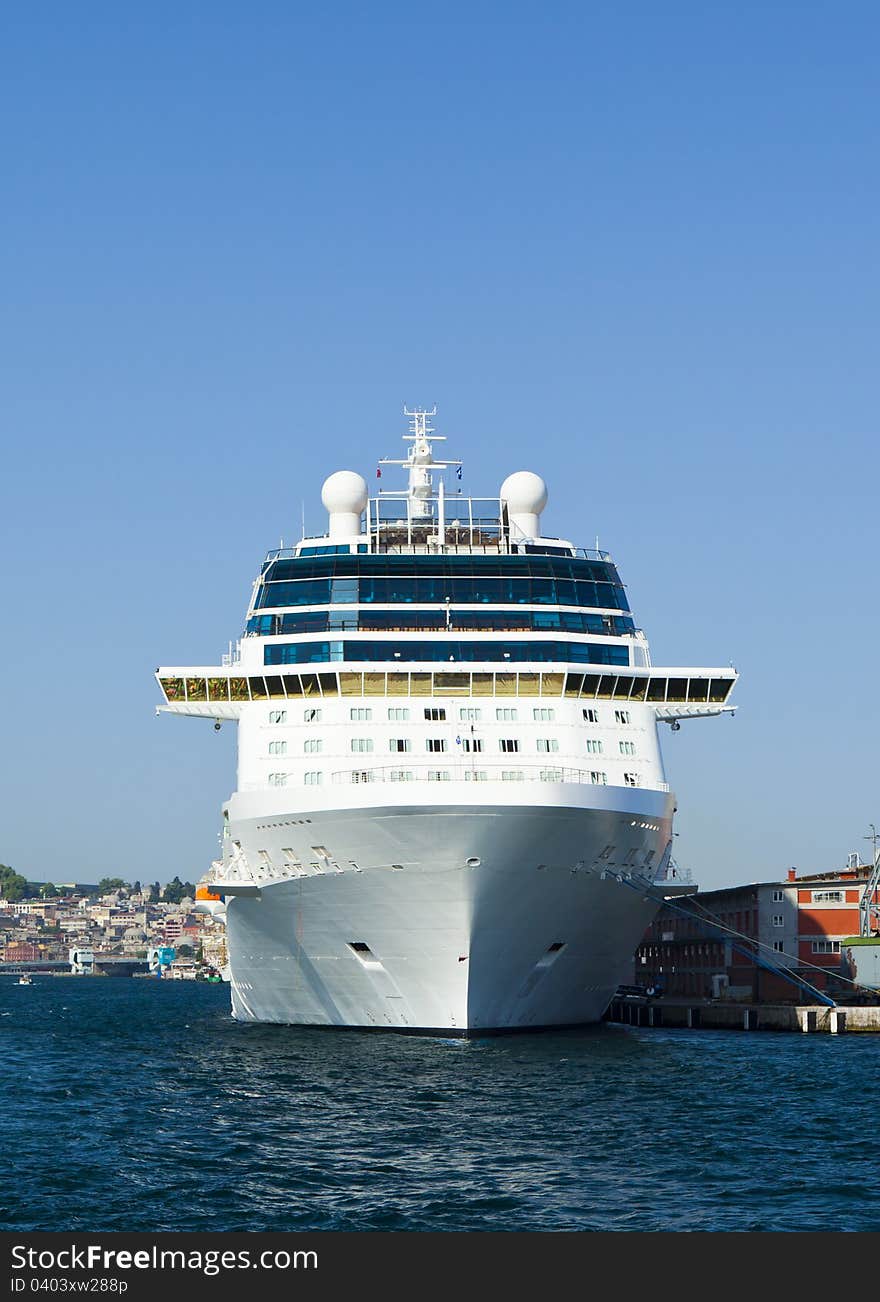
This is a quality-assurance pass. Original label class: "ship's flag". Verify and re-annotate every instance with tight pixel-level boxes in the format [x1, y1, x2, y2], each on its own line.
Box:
[376, 466, 382, 478]
[456, 465, 462, 480]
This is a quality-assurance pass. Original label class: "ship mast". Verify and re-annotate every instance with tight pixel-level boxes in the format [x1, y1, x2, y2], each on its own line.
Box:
[378, 407, 462, 519]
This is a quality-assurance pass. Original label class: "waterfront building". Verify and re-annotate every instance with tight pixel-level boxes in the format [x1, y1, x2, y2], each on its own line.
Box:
[638, 860, 880, 1001]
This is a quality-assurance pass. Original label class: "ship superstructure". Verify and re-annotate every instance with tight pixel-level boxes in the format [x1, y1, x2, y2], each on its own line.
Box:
[157, 409, 737, 1031]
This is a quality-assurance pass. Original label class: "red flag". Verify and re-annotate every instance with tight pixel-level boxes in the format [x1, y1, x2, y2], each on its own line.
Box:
[376, 466, 382, 478]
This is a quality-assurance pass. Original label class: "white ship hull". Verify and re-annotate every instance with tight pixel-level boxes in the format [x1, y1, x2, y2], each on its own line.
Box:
[224, 783, 675, 1032]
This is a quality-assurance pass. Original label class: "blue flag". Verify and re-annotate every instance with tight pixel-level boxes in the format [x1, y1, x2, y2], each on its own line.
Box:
[456, 465, 462, 480]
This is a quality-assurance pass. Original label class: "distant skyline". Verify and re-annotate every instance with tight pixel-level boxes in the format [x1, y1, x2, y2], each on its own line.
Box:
[2, 3, 878, 887]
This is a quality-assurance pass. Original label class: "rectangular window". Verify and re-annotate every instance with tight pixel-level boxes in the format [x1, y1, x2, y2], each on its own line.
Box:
[425, 707, 446, 721]
[537, 738, 559, 753]
[501, 770, 524, 781]
[500, 739, 520, 753]
[427, 738, 448, 753]
[772, 914, 784, 927]
[304, 771, 323, 785]
[619, 740, 636, 756]
[772, 889, 784, 903]
[303, 739, 322, 754]
[812, 891, 844, 904]
[389, 739, 411, 753]
[427, 770, 451, 781]
[462, 738, 483, 753]
[268, 773, 288, 786]
[459, 707, 481, 721]
[268, 740, 287, 756]
[351, 738, 374, 753]
[268, 709, 287, 724]
[389, 769, 414, 782]
[590, 771, 608, 785]
[465, 770, 488, 782]
[772, 941, 785, 952]
[585, 739, 603, 754]
[387, 707, 410, 721]
[623, 772, 640, 787]
[496, 707, 518, 722]
[533, 707, 555, 722]
[615, 709, 631, 725]
[303, 708, 321, 723]
[350, 707, 372, 722]
[811, 940, 841, 954]
[583, 708, 599, 723]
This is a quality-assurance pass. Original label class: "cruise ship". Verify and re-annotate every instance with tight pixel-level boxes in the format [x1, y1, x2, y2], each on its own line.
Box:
[157, 409, 737, 1032]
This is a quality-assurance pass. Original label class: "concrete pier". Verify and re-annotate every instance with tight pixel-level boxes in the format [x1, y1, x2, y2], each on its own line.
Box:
[606, 998, 880, 1033]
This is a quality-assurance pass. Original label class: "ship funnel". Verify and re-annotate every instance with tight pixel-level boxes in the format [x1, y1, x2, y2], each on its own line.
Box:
[500, 471, 548, 541]
[321, 471, 368, 540]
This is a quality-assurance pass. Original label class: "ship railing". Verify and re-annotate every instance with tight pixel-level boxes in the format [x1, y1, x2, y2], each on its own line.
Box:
[330, 765, 670, 792]
[262, 543, 614, 562]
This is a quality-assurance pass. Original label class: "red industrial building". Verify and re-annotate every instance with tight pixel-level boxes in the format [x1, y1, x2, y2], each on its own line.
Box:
[637, 861, 880, 1003]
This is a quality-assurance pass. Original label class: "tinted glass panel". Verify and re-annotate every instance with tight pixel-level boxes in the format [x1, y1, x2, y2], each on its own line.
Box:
[264, 640, 630, 667]
[247, 608, 635, 636]
[253, 556, 630, 612]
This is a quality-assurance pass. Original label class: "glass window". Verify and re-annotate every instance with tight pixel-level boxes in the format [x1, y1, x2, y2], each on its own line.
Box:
[268, 773, 288, 786]
[533, 707, 555, 721]
[304, 739, 322, 754]
[350, 707, 372, 721]
[426, 739, 447, 752]
[496, 708, 518, 722]
[619, 741, 636, 756]
[623, 772, 640, 787]
[462, 738, 483, 753]
[351, 739, 373, 753]
[614, 709, 631, 725]
[590, 771, 607, 785]
[500, 739, 519, 753]
[389, 739, 411, 752]
[583, 708, 599, 723]
[585, 739, 603, 754]
[303, 708, 321, 722]
[304, 771, 323, 786]
[268, 740, 287, 755]
[388, 707, 410, 721]
[536, 739, 559, 753]
[269, 709, 287, 724]
[459, 707, 481, 721]
[425, 707, 446, 721]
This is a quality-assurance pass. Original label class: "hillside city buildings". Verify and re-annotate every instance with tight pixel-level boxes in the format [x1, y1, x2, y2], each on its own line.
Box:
[0, 884, 227, 975]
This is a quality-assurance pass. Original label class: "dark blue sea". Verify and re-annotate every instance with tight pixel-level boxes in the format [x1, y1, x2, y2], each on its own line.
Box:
[2, 977, 878, 1233]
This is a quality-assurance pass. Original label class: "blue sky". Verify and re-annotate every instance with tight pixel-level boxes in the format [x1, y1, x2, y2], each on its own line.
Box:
[2, 2, 878, 887]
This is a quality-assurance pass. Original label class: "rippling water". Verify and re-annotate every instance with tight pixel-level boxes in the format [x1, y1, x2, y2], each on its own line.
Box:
[2, 977, 878, 1232]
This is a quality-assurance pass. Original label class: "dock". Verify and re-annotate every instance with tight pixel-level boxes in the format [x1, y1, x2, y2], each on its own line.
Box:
[606, 996, 880, 1033]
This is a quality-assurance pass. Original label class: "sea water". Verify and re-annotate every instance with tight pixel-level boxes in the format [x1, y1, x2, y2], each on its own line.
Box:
[2, 977, 877, 1232]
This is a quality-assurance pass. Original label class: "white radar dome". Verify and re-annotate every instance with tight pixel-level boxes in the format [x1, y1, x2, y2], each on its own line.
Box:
[500, 470, 548, 541]
[321, 470, 368, 539]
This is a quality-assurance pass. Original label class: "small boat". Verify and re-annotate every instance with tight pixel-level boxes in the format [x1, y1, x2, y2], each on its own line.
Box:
[17, 974, 33, 986]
